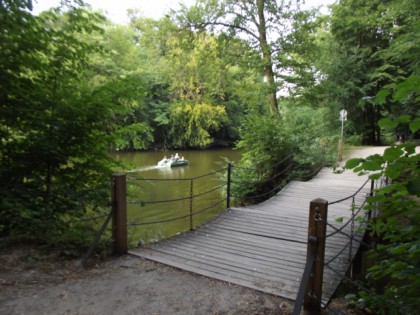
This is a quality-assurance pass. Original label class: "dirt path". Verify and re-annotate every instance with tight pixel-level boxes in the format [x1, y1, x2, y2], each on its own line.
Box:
[0, 248, 358, 315]
[0, 249, 295, 315]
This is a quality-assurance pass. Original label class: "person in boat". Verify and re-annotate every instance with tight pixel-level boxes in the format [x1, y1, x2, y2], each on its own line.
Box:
[175, 153, 179, 160]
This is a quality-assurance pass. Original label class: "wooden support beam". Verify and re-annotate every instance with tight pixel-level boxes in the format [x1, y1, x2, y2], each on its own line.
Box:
[112, 174, 127, 255]
[304, 198, 328, 314]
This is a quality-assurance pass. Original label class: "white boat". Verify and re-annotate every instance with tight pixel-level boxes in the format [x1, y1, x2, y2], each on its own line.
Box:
[157, 154, 189, 167]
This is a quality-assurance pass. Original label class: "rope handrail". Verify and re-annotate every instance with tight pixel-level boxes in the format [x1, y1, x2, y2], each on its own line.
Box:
[231, 153, 293, 173]
[328, 178, 370, 205]
[324, 213, 372, 267]
[231, 179, 287, 200]
[325, 199, 367, 238]
[127, 198, 227, 226]
[128, 183, 227, 206]
[79, 207, 114, 268]
[230, 163, 293, 185]
[9, 184, 111, 198]
[324, 242, 351, 267]
[62, 213, 110, 225]
[297, 162, 324, 180]
[127, 167, 228, 182]
[326, 217, 372, 251]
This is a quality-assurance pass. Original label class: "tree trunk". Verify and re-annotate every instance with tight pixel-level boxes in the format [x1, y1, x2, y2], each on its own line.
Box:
[257, 0, 278, 116]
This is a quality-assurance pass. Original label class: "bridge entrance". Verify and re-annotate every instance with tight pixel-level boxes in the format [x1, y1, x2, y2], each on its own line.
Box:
[129, 167, 377, 307]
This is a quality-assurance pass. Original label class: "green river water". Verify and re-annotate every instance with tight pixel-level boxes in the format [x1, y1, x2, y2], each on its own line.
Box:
[109, 148, 242, 246]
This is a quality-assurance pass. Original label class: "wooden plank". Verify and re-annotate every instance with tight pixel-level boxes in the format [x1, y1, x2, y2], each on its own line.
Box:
[149, 241, 305, 281]
[129, 249, 299, 299]
[163, 237, 307, 275]
[134, 245, 302, 290]
[129, 166, 371, 308]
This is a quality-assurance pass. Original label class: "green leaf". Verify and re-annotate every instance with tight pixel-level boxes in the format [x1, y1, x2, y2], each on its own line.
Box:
[375, 90, 390, 104]
[345, 158, 363, 169]
[393, 75, 420, 101]
[396, 115, 411, 124]
[378, 118, 398, 129]
[409, 118, 420, 133]
[383, 147, 404, 162]
[384, 166, 401, 180]
[335, 217, 344, 223]
[407, 177, 420, 196]
[362, 160, 383, 171]
[369, 173, 382, 180]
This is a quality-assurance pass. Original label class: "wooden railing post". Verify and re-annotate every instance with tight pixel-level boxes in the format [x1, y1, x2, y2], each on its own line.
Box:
[227, 163, 232, 209]
[190, 179, 193, 230]
[112, 173, 127, 255]
[304, 198, 328, 314]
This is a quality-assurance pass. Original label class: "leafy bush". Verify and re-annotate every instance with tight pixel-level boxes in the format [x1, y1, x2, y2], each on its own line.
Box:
[345, 116, 420, 314]
[231, 107, 336, 204]
[0, 2, 116, 244]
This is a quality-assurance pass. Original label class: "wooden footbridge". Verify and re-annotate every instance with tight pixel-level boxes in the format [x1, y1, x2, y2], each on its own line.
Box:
[128, 165, 375, 309]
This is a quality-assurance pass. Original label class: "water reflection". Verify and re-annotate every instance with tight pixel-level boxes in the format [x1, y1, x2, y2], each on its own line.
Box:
[109, 148, 241, 245]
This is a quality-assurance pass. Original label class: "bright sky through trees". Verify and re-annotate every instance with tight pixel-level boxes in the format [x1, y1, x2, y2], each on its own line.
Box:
[33, 0, 336, 24]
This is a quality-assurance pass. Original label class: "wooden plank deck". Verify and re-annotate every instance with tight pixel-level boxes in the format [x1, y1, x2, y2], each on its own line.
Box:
[130, 167, 371, 306]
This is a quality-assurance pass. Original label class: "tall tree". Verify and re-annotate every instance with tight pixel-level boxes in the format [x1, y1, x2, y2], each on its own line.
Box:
[130, 14, 266, 148]
[89, 24, 154, 150]
[175, 0, 304, 116]
[318, 0, 420, 144]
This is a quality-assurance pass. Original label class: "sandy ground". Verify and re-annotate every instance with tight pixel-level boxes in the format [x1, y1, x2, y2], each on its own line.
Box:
[0, 248, 359, 315]
[0, 250, 293, 315]
[1, 147, 397, 315]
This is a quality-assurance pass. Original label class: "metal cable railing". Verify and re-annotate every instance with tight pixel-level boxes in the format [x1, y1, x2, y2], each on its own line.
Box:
[127, 167, 227, 181]
[230, 153, 324, 203]
[128, 183, 226, 206]
[126, 167, 231, 238]
[230, 163, 293, 185]
[328, 178, 370, 205]
[128, 198, 227, 226]
[232, 153, 293, 172]
[322, 178, 374, 270]
[325, 199, 367, 238]
[124, 151, 325, 245]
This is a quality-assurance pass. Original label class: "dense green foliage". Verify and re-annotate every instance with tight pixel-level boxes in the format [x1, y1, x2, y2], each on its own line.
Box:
[344, 75, 419, 314]
[230, 105, 335, 204]
[0, 1, 116, 240]
[345, 136, 419, 313]
[312, 0, 420, 145]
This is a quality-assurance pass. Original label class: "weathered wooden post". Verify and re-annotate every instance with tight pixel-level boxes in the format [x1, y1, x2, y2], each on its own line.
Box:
[304, 198, 328, 314]
[112, 173, 127, 255]
[337, 138, 343, 162]
[227, 163, 232, 209]
[190, 179, 194, 230]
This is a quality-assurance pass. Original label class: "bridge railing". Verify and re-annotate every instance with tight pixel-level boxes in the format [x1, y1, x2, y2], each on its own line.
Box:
[107, 152, 324, 248]
[125, 167, 228, 245]
[228, 153, 324, 205]
[293, 174, 388, 314]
